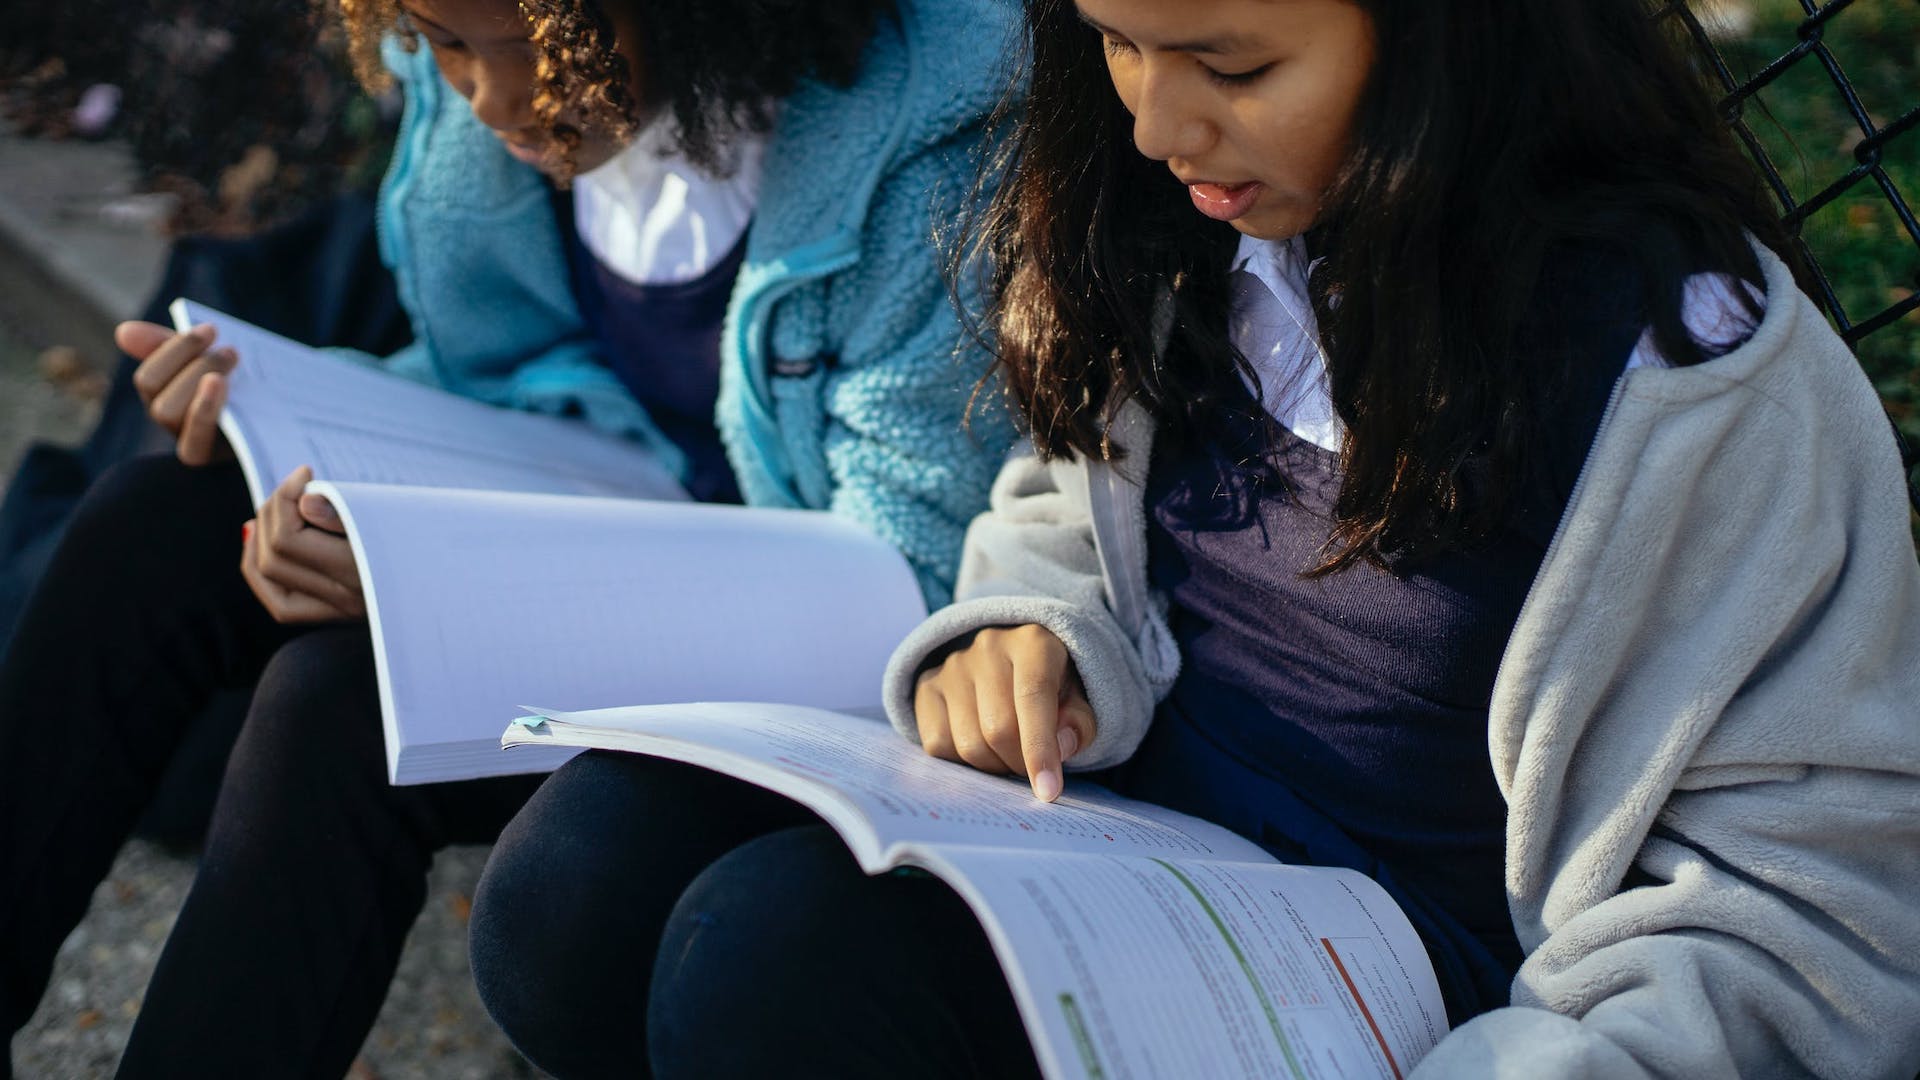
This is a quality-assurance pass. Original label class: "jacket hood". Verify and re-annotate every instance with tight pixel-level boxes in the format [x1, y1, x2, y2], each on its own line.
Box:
[744, 0, 1018, 262]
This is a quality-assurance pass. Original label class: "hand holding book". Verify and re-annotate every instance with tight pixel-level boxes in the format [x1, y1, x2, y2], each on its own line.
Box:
[240, 465, 366, 624]
[166, 301, 929, 786]
[117, 320, 237, 466]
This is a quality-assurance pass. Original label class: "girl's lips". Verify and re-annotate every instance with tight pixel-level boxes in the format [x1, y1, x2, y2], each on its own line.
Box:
[1189, 181, 1265, 222]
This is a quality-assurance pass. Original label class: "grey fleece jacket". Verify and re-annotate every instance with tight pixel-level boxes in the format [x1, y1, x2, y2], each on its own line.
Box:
[882, 245, 1920, 1078]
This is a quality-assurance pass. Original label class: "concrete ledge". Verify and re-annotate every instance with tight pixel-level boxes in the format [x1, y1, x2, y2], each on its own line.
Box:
[0, 124, 169, 334]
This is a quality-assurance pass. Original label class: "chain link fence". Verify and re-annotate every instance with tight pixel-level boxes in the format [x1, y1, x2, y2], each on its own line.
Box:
[1660, 0, 1920, 512]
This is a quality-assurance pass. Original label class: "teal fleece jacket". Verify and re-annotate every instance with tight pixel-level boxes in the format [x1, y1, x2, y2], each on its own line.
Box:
[358, 1, 1019, 605]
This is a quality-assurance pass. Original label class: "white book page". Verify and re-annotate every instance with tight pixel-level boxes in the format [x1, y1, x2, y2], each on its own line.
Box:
[170, 299, 685, 506]
[312, 484, 928, 785]
[503, 702, 1448, 1077]
[502, 702, 1273, 866]
[921, 847, 1448, 1080]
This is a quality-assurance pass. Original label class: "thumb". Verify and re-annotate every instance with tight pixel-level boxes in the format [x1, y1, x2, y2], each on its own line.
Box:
[298, 492, 344, 534]
[114, 320, 177, 360]
[1056, 677, 1096, 767]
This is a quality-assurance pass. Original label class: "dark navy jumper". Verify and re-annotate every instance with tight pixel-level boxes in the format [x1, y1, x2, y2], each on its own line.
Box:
[558, 195, 749, 505]
[1112, 249, 1652, 1022]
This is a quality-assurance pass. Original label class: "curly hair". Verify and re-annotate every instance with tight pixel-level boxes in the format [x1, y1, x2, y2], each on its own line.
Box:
[329, 0, 893, 178]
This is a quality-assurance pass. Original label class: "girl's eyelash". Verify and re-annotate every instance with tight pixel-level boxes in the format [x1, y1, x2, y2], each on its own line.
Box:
[1093, 27, 1267, 85]
[398, 11, 463, 50]
[1098, 32, 1268, 87]
[1204, 62, 1274, 87]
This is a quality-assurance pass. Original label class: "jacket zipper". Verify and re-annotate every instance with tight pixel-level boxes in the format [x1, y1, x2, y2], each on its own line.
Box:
[1087, 406, 1155, 637]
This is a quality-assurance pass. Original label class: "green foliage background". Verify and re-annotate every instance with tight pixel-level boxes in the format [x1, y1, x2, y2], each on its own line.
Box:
[1716, 0, 1920, 441]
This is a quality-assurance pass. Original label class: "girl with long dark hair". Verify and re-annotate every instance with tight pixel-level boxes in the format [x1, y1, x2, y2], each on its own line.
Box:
[515, 0, 1920, 1074]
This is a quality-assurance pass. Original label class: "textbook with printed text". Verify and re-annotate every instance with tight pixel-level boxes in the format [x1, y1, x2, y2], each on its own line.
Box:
[505, 702, 1451, 1080]
[173, 300, 929, 784]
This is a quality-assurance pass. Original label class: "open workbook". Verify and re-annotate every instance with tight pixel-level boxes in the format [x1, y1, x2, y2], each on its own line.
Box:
[505, 703, 1451, 1080]
[173, 301, 930, 784]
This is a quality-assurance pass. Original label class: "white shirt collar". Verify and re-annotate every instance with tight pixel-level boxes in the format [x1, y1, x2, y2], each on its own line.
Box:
[1226, 238, 1759, 455]
[1229, 233, 1345, 453]
[570, 119, 765, 287]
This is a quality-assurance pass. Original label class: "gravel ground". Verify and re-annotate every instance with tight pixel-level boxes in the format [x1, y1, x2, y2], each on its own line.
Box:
[12, 842, 528, 1080]
[0, 310, 540, 1077]
[0, 328, 98, 485]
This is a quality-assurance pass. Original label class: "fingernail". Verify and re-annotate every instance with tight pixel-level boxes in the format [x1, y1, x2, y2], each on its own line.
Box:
[1057, 727, 1080, 762]
[191, 323, 215, 340]
[241, 522, 252, 541]
[1033, 767, 1062, 803]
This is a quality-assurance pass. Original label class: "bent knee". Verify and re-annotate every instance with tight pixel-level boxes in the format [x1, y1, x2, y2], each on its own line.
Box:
[79, 454, 243, 534]
[65, 455, 249, 580]
[224, 629, 382, 786]
[469, 753, 694, 979]
[650, 827, 870, 1037]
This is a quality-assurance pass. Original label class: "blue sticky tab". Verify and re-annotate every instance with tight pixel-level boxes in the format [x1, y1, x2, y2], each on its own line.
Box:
[511, 715, 550, 730]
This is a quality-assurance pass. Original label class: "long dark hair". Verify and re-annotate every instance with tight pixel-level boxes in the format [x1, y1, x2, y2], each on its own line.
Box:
[968, 0, 1803, 571]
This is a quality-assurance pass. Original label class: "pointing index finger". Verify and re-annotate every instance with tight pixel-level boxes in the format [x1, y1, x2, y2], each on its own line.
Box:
[1011, 633, 1071, 802]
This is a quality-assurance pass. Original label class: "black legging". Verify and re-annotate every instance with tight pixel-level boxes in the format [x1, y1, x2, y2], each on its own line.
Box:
[469, 750, 1044, 1079]
[0, 454, 539, 1078]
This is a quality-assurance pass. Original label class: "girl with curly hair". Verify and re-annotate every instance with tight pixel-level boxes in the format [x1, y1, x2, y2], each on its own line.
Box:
[494, 0, 1920, 1075]
[0, 0, 1018, 1074]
